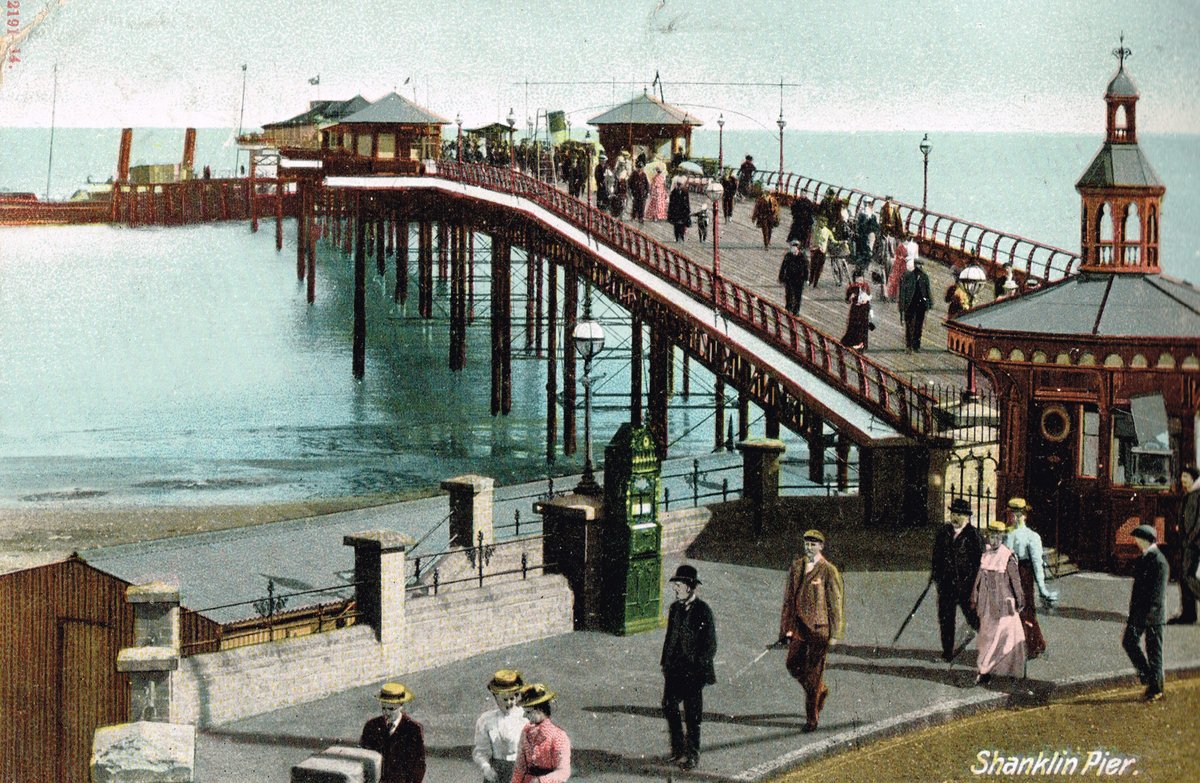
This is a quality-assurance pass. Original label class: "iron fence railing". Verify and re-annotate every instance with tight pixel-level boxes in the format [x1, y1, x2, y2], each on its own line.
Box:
[406, 533, 551, 596]
[659, 457, 858, 512]
[433, 162, 941, 439]
[946, 450, 1002, 529]
[918, 382, 1001, 446]
[749, 169, 1079, 285]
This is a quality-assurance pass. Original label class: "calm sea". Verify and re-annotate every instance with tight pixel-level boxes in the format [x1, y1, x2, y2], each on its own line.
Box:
[0, 128, 1195, 508]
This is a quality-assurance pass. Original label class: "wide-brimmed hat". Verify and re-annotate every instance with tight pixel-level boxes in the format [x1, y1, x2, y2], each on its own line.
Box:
[1131, 524, 1157, 543]
[377, 682, 414, 705]
[518, 683, 557, 709]
[985, 520, 1009, 534]
[1007, 497, 1027, 510]
[803, 529, 825, 543]
[669, 564, 701, 586]
[487, 669, 524, 694]
[949, 497, 972, 515]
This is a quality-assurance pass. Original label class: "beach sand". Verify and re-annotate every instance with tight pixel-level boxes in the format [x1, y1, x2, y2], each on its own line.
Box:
[0, 491, 430, 575]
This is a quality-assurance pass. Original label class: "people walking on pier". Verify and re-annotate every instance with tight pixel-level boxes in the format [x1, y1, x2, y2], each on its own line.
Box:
[721, 170, 737, 221]
[885, 232, 908, 301]
[853, 199, 880, 278]
[751, 190, 779, 249]
[898, 257, 932, 352]
[1005, 498, 1058, 660]
[737, 155, 756, 198]
[594, 154, 609, 210]
[629, 163, 649, 223]
[779, 240, 809, 315]
[1170, 466, 1200, 625]
[611, 151, 632, 218]
[361, 682, 426, 783]
[879, 195, 903, 255]
[840, 271, 873, 352]
[472, 670, 528, 783]
[668, 178, 692, 242]
[971, 521, 1026, 685]
[646, 168, 668, 221]
[1124, 524, 1168, 700]
[809, 216, 833, 288]
[779, 529, 844, 732]
[818, 187, 839, 224]
[933, 498, 983, 662]
[604, 167, 620, 218]
[786, 194, 815, 248]
[513, 683, 572, 782]
[661, 564, 717, 770]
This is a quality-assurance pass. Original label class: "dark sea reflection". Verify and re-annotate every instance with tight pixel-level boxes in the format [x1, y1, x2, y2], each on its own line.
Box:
[0, 220, 723, 508]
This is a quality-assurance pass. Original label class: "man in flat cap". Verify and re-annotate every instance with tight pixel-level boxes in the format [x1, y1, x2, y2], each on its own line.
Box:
[932, 498, 983, 661]
[472, 669, 528, 782]
[779, 530, 844, 732]
[660, 563, 717, 770]
[1004, 497, 1058, 659]
[1124, 524, 1168, 700]
[361, 682, 426, 783]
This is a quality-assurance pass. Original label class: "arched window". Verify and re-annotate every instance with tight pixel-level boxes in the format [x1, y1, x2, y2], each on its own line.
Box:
[1114, 104, 1128, 130]
[1122, 202, 1141, 264]
[1148, 206, 1158, 244]
[1098, 203, 1113, 263]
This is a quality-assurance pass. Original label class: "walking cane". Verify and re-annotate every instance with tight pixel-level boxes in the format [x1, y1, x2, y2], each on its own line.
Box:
[731, 641, 784, 681]
[892, 575, 934, 644]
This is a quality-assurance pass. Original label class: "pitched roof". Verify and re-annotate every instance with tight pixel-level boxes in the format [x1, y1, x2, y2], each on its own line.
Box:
[952, 273, 1200, 339]
[587, 92, 703, 127]
[1076, 142, 1163, 189]
[337, 92, 450, 125]
[263, 96, 370, 129]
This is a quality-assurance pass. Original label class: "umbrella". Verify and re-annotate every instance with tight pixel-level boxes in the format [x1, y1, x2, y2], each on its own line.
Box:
[644, 160, 668, 179]
[677, 160, 704, 175]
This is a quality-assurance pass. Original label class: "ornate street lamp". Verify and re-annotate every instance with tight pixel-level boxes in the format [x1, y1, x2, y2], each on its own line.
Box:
[455, 112, 463, 162]
[777, 112, 787, 174]
[919, 133, 932, 236]
[506, 108, 516, 171]
[717, 113, 725, 173]
[958, 262, 986, 395]
[706, 178, 724, 305]
[573, 284, 606, 496]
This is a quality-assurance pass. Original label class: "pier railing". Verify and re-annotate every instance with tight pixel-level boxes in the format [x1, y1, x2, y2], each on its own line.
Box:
[435, 161, 940, 438]
[750, 169, 1079, 285]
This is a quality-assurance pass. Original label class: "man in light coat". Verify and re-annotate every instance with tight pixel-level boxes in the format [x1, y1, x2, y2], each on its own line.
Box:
[779, 530, 844, 732]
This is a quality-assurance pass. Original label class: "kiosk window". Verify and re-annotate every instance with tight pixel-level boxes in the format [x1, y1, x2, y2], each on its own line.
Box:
[1080, 408, 1099, 477]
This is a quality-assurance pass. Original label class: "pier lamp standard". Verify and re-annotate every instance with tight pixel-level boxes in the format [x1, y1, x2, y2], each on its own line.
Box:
[506, 108, 517, 171]
[705, 178, 724, 305]
[777, 112, 786, 174]
[919, 133, 932, 236]
[717, 113, 725, 173]
[958, 263, 986, 395]
[585, 131, 594, 207]
[455, 113, 463, 162]
[573, 285, 606, 496]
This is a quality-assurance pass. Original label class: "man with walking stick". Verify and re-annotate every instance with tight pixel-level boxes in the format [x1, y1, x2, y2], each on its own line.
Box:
[779, 530, 844, 732]
[932, 498, 983, 661]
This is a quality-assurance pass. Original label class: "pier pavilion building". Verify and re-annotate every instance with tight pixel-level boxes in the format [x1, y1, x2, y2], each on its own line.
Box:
[587, 90, 702, 162]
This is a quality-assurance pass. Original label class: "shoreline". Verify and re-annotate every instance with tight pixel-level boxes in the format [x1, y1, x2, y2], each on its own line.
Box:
[0, 489, 438, 575]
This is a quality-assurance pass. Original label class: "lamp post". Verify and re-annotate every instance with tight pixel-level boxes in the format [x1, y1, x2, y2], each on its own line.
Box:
[919, 133, 931, 236]
[573, 284, 606, 496]
[706, 178, 724, 305]
[717, 113, 725, 173]
[958, 263, 986, 395]
[506, 108, 516, 171]
[777, 112, 786, 174]
[585, 131, 594, 207]
[455, 112, 463, 162]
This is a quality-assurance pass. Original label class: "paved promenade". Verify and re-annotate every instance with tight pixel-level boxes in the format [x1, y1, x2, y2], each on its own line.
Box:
[189, 486, 1200, 782]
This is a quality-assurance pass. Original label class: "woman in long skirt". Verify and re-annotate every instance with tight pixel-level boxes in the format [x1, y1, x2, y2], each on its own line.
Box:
[971, 521, 1027, 685]
[645, 171, 669, 221]
[885, 234, 909, 301]
[840, 272, 872, 351]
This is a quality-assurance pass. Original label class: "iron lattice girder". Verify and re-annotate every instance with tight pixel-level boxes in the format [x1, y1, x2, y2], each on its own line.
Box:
[326, 185, 916, 448]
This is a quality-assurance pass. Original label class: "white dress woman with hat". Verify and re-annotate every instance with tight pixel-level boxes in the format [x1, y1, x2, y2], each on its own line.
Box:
[512, 683, 571, 782]
[472, 670, 529, 783]
[360, 682, 426, 783]
[661, 563, 717, 770]
[970, 522, 1027, 685]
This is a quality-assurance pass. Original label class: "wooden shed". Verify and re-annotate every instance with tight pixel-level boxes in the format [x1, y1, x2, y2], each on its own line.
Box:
[318, 92, 449, 175]
[0, 555, 134, 783]
[587, 90, 702, 163]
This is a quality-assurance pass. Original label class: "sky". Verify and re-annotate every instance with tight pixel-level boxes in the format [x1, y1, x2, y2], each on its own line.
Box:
[0, 0, 1198, 132]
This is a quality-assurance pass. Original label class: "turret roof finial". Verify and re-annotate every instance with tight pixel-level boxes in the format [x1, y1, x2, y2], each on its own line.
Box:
[1113, 32, 1131, 71]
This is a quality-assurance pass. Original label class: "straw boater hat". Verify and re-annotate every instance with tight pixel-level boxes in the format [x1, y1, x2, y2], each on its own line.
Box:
[376, 682, 414, 705]
[518, 683, 556, 709]
[487, 669, 524, 694]
[1008, 497, 1028, 511]
[669, 564, 701, 587]
[803, 529, 825, 543]
[985, 520, 1009, 534]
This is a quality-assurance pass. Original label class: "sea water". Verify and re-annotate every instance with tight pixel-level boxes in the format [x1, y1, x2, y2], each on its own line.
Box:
[0, 128, 1196, 507]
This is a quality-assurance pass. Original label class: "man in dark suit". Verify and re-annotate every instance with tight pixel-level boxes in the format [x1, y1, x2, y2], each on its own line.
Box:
[1168, 465, 1199, 625]
[1124, 525, 1169, 701]
[661, 563, 717, 770]
[932, 497, 983, 661]
[361, 682, 426, 783]
[899, 257, 934, 352]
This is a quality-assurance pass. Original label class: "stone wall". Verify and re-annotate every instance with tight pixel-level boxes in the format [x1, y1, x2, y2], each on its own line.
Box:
[173, 573, 572, 727]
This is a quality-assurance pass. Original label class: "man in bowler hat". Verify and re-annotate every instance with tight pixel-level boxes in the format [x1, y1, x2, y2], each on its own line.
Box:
[660, 563, 717, 770]
[361, 682, 426, 783]
[932, 498, 983, 660]
[1124, 524, 1169, 700]
[779, 530, 844, 732]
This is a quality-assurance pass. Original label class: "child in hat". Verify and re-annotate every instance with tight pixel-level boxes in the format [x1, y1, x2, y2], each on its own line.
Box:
[360, 682, 425, 783]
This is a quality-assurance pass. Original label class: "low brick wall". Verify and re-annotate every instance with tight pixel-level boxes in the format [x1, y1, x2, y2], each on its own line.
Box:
[174, 573, 572, 727]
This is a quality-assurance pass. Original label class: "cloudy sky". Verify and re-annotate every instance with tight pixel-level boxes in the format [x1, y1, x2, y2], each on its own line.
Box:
[1, 0, 1197, 132]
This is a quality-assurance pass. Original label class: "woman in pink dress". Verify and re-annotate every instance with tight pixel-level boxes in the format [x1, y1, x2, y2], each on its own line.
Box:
[885, 233, 909, 301]
[645, 171, 668, 221]
[970, 521, 1027, 685]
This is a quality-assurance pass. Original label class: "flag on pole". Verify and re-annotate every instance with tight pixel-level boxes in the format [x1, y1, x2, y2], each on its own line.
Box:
[308, 75, 320, 85]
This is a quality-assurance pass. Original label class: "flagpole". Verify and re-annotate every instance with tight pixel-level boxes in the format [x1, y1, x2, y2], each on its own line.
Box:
[45, 62, 58, 201]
